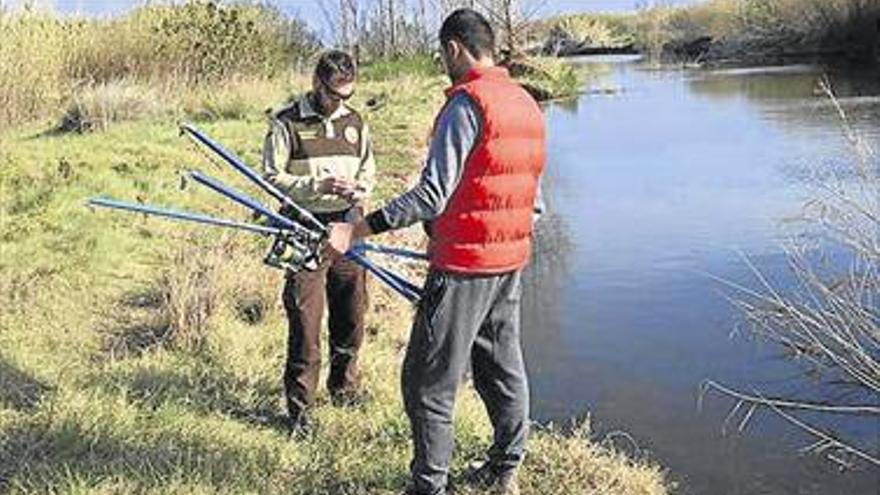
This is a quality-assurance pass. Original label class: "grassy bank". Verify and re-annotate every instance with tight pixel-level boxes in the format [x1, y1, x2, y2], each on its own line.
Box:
[637, 0, 879, 64]
[531, 13, 638, 56]
[0, 29, 668, 495]
[0, 4, 581, 134]
[540, 0, 879, 65]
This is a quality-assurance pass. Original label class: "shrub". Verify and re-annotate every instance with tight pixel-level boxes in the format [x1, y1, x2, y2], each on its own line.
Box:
[0, 11, 68, 126]
[0, 1, 320, 129]
[58, 80, 173, 133]
[553, 14, 636, 48]
[633, 0, 880, 61]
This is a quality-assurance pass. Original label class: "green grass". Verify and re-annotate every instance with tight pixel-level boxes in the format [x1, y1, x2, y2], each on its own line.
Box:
[360, 55, 444, 82]
[0, 71, 669, 495]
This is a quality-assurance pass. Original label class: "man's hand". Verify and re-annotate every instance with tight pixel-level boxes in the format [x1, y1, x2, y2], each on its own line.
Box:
[317, 176, 349, 194]
[341, 184, 368, 202]
[317, 176, 365, 200]
[325, 219, 375, 259]
[326, 222, 356, 258]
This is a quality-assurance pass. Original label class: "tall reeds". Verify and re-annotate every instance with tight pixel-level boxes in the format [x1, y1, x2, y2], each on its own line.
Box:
[634, 0, 879, 62]
[0, 1, 319, 129]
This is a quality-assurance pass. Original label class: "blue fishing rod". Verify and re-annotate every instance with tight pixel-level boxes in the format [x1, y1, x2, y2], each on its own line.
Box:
[91, 123, 427, 302]
[179, 123, 426, 302]
[347, 250, 423, 303]
[351, 242, 428, 261]
[187, 170, 320, 243]
[89, 197, 288, 237]
[180, 123, 326, 234]
[88, 197, 316, 271]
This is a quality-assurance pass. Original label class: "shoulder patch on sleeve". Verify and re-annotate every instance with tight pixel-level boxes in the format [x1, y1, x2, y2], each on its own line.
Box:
[272, 100, 299, 121]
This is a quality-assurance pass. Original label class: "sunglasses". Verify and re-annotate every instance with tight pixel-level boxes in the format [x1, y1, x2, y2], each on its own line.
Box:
[320, 77, 355, 101]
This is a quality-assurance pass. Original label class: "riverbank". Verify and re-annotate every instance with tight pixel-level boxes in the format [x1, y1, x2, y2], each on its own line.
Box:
[0, 59, 670, 495]
[534, 0, 879, 66]
[0, 6, 580, 133]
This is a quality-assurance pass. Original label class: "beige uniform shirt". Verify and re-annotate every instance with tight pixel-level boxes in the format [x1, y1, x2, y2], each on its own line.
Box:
[263, 93, 376, 213]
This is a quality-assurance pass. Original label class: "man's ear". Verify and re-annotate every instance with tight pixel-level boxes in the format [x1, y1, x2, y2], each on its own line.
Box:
[445, 39, 461, 61]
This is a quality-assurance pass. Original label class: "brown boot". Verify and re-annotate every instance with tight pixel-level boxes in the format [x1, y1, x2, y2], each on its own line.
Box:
[464, 461, 519, 495]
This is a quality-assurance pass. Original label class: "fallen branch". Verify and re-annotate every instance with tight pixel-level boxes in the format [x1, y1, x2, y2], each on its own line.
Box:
[699, 380, 880, 468]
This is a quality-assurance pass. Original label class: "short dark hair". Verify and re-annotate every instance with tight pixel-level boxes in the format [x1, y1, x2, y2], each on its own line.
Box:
[315, 50, 356, 84]
[439, 8, 495, 59]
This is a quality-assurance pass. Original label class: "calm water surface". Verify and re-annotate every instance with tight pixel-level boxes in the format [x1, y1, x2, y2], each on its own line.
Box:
[522, 56, 880, 495]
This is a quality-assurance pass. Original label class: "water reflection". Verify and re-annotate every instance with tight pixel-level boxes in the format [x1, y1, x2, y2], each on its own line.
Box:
[523, 167, 575, 414]
[689, 63, 880, 101]
[522, 56, 880, 494]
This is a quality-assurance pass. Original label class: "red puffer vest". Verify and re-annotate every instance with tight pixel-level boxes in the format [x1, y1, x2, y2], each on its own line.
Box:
[430, 65, 546, 274]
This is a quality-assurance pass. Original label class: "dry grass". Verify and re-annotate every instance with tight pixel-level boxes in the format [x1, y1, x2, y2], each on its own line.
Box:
[0, 1, 318, 129]
[59, 80, 173, 133]
[634, 0, 880, 62]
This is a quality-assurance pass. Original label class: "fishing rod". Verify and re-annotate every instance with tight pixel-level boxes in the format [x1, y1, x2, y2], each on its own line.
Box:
[347, 249, 423, 303]
[351, 242, 428, 261]
[89, 197, 287, 237]
[88, 197, 316, 271]
[186, 169, 321, 244]
[89, 123, 426, 302]
[180, 123, 326, 234]
[179, 124, 426, 301]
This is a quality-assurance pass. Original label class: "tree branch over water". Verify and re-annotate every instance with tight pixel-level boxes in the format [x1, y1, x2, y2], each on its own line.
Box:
[705, 79, 880, 469]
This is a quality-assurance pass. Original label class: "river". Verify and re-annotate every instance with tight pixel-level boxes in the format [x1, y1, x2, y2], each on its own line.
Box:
[522, 55, 880, 494]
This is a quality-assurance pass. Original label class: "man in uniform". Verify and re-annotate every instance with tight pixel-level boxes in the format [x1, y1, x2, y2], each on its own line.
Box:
[327, 10, 546, 495]
[263, 50, 376, 433]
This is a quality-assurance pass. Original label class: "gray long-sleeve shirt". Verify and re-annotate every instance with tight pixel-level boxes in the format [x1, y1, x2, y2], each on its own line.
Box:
[371, 92, 543, 233]
[380, 93, 479, 228]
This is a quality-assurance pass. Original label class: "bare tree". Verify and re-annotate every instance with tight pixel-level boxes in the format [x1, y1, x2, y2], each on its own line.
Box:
[467, 0, 547, 59]
[316, 0, 364, 61]
[388, 0, 396, 53]
[354, 0, 435, 58]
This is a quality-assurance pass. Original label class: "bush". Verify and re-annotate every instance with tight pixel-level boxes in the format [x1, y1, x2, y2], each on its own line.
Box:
[59, 80, 173, 133]
[633, 0, 880, 61]
[0, 11, 68, 127]
[135, 1, 316, 84]
[0, 1, 320, 129]
[552, 14, 636, 48]
[510, 57, 583, 101]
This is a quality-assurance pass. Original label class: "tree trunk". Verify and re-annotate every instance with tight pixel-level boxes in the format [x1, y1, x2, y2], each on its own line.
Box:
[388, 0, 396, 57]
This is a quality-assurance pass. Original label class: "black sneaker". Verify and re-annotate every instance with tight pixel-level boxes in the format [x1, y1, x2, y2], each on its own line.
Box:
[400, 483, 451, 495]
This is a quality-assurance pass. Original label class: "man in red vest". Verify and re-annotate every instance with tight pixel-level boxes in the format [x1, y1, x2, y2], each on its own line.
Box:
[328, 9, 546, 495]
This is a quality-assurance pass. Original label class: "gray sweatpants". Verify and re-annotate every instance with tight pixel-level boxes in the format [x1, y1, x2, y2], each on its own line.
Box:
[402, 269, 530, 495]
